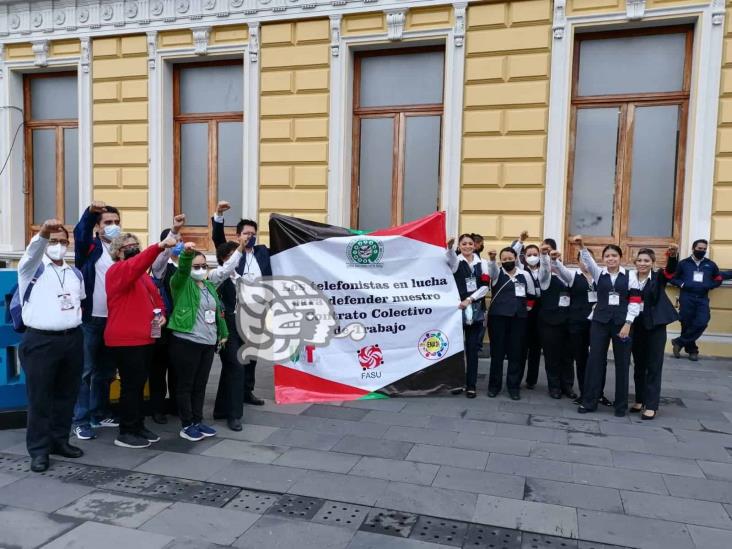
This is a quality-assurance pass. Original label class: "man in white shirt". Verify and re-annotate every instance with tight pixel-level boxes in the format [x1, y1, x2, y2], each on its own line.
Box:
[18, 219, 86, 473]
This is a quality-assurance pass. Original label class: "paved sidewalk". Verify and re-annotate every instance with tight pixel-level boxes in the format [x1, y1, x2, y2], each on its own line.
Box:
[1, 355, 732, 549]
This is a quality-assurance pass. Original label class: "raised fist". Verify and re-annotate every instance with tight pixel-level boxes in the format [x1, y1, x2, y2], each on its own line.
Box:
[550, 250, 561, 261]
[160, 235, 178, 249]
[184, 242, 196, 252]
[41, 219, 65, 234]
[519, 230, 529, 242]
[571, 235, 584, 248]
[173, 214, 186, 231]
[447, 237, 455, 250]
[216, 201, 231, 216]
[90, 200, 107, 214]
[540, 244, 551, 255]
[488, 249, 497, 261]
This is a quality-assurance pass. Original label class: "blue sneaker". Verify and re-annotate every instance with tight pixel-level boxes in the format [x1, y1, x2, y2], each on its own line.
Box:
[73, 425, 96, 440]
[179, 425, 205, 442]
[195, 423, 217, 437]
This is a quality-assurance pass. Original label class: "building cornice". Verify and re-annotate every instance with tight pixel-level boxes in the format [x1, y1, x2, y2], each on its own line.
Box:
[0, 0, 473, 42]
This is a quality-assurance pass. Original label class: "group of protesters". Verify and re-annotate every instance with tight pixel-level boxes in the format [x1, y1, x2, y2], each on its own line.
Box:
[450, 231, 728, 421]
[13, 200, 730, 473]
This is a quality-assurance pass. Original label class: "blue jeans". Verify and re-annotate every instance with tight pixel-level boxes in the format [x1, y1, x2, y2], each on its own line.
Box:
[72, 317, 116, 427]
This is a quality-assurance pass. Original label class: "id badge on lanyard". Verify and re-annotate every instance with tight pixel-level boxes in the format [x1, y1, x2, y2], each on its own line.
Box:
[608, 291, 620, 306]
[693, 270, 704, 283]
[204, 309, 216, 324]
[514, 282, 526, 297]
[587, 291, 598, 303]
[558, 293, 570, 307]
[58, 293, 74, 311]
[466, 277, 477, 293]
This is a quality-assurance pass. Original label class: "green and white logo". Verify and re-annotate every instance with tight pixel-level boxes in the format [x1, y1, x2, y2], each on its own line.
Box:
[347, 238, 384, 267]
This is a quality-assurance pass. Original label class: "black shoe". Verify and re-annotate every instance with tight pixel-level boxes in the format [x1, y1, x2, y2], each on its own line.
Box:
[599, 396, 613, 407]
[30, 455, 49, 472]
[509, 392, 521, 401]
[572, 396, 583, 405]
[672, 341, 681, 358]
[487, 391, 498, 398]
[689, 352, 699, 362]
[115, 433, 151, 449]
[563, 390, 578, 400]
[466, 389, 477, 399]
[139, 427, 160, 443]
[629, 404, 643, 414]
[244, 393, 265, 406]
[525, 384, 536, 390]
[577, 405, 595, 414]
[614, 410, 626, 418]
[549, 391, 562, 399]
[451, 387, 465, 395]
[152, 413, 168, 425]
[641, 410, 657, 421]
[227, 418, 243, 431]
[50, 442, 83, 458]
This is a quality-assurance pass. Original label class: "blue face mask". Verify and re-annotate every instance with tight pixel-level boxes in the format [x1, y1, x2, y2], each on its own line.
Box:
[103, 224, 121, 240]
[247, 235, 256, 248]
[171, 242, 184, 257]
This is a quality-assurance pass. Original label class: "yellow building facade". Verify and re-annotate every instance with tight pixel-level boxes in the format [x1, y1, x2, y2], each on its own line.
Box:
[0, 0, 730, 354]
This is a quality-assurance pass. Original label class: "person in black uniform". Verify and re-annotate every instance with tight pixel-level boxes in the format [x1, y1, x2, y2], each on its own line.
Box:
[536, 245, 574, 399]
[446, 235, 490, 398]
[574, 236, 641, 417]
[552, 250, 610, 406]
[485, 247, 537, 400]
[519, 244, 542, 391]
[630, 246, 679, 420]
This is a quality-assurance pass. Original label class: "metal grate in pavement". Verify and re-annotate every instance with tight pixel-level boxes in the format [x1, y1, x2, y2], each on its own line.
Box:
[100, 472, 161, 494]
[312, 501, 370, 530]
[65, 466, 128, 487]
[35, 461, 87, 481]
[659, 396, 685, 407]
[577, 542, 629, 549]
[522, 533, 579, 549]
[0, 455, 28, 474]
[225, 489, 280, 514]
[359, 508, 418, 538]
[180, 482, 240, 507]
[464, 524, 522, 549]
[146, 477, 205, 500]
[409, 516, 468, 547]
[266, 494, 325, 520]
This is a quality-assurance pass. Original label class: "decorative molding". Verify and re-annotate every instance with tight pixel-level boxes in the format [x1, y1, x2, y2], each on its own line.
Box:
[248, 21, 259, 63]
[193, 25, 211, 55]
[712, 0, 725, 25]
[0, 44, 4, 79]
[626, 0, 645, 20]
[31, 39, 49, 66]
[453, 2, 466, 47]
[329, 14, 340, 57]
[385, 8, 405, 41]
[80, 35, 90, 72]
[147, 29, 157, 69]
[553, 0, 566, 39]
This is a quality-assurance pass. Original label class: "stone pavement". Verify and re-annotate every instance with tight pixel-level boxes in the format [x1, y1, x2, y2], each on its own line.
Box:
[1, 355, 732, 549]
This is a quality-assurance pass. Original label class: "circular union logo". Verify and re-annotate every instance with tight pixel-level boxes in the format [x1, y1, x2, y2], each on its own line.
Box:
[417, 330, 449, 360]
[358, 344, 383, 370]
[347, 238, 384, 266]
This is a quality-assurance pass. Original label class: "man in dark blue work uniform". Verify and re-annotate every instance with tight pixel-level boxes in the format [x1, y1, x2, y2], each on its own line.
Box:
[670, 239, 723, 361]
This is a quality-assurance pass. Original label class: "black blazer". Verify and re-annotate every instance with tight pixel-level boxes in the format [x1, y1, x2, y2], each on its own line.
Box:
[211, 217, 272, 277]
[636, 256, 679, 330]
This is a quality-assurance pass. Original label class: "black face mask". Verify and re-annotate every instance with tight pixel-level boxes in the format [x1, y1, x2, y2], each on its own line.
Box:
[122, 247, 140, 260]
[502, 260, 516, 272]
[693, 249, 706, 260]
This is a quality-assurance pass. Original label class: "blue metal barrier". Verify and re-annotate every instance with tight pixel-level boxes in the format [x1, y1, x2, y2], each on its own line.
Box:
[0, 269, 26, 414]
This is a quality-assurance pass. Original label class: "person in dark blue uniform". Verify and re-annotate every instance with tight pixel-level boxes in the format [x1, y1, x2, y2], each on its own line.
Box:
[485, 247, 537, 400]
[630, 246, 679, 420]
[669, 239, 723, 361]
[447, 235, 490, 398]
[573, 236, 641, 417]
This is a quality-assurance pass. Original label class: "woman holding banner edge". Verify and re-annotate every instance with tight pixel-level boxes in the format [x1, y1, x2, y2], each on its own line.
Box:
[446, 235, 490, 398]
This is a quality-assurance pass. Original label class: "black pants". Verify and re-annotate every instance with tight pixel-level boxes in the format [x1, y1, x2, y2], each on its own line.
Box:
[488, 315, 526, 394]
[214, 327, 244, 420]
[150, 332, 177, 415]
[111, 344, 153, 436]
[463, 321, 483, 390]
[20, 328, 83, 458]
[522, 309, 541, 386]
[582, 320, 632, 414]
[244, 360, 256, 395]
[540, 320, 574, 393]
[568, 320, 590, 397]
[632, 323, 667, 411]
[170, 337, 215, 427]
[674, 293, 710, 353]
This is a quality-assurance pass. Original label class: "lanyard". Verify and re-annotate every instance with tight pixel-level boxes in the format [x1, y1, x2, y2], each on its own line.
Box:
[49, 264, 67, 291]
[201, 286, 212, 308]
[243, 252, 255, 274]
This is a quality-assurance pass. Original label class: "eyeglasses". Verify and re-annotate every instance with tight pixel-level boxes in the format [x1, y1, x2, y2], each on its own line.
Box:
[48, 239, 70, 246]
[120, 243, 138, 250]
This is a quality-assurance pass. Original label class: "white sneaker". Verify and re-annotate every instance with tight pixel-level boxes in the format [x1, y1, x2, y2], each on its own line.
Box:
[92, 417, 119, 428]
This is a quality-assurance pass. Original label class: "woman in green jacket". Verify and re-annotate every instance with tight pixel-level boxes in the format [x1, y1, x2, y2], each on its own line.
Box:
[168, 243, 229, 442]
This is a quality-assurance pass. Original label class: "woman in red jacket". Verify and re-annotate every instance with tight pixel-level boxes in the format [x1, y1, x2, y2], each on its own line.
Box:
[105, 231, 177, 449]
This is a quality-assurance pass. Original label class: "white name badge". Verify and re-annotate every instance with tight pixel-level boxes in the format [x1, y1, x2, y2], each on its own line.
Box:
[608, 292, 620, 306]
[204, 309, 217, 324]
[514, 283, 526, 297]
[58, 293, 74, 311]
[466, 277, 477, 292]
[587, 291, 598, 303]
[639, 302, 645, 312]
[693, 271, 704, 283]
[558, 294, 570, 307]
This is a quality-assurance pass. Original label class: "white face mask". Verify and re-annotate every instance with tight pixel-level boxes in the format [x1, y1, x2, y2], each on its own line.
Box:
[103, 224, 121, 240]
[526, 255, 540, 267]
[191, 268, 208, 281]
[46, 244, 67, 261]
